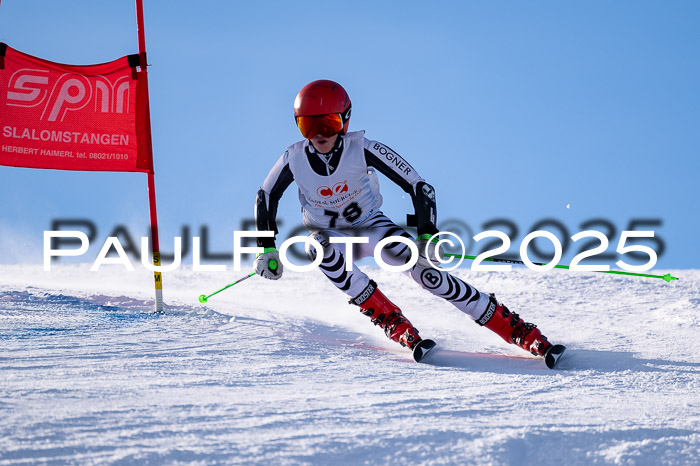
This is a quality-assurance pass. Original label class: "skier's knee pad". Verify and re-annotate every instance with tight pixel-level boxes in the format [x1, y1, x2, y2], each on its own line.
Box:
[305, 231, 330, 261]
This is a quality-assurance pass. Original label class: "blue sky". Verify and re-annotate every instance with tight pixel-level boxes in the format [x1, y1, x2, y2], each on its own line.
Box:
[0, 0, 698, 269]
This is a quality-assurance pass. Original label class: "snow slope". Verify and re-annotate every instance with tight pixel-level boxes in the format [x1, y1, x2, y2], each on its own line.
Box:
[1, 265, 698, 465]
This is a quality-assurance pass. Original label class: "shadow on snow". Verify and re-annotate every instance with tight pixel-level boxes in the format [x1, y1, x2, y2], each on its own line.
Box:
[420, 347, 699, 375]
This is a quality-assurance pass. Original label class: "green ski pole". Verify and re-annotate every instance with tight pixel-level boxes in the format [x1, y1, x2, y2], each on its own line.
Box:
[198, 258, 279, 303]
[443, 254, 678, 282]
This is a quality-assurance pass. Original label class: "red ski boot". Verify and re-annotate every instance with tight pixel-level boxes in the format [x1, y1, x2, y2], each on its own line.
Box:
[476, 294, 552, 357]
[350, 280, 422, 350]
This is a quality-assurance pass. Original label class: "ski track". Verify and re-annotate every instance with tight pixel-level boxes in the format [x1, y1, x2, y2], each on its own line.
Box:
[0, 265, 698, 465]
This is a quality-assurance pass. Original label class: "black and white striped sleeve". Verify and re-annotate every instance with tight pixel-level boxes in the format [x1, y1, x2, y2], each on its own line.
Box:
[364, 139, 438, 236]
[255, 151, 294, 248]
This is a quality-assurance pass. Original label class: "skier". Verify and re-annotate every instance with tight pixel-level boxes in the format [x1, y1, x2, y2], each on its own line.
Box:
[253, 80, 565, 366]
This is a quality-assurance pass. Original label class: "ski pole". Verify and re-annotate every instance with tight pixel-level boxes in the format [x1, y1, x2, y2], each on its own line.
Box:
[443, 253, 679, 282]
[198, 258, 279, 303]
[198, 272, 255, 303]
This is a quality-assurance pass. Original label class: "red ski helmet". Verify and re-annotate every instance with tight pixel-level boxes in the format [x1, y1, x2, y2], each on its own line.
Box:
[294, 80, 352, 138]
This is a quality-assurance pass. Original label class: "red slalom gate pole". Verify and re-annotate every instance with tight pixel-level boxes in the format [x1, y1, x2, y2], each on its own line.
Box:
[135, 0, 164, 313]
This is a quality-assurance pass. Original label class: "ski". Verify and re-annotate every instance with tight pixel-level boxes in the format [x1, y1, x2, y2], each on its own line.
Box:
[544, 344, 566, 369]
[413, 339, 437, 362]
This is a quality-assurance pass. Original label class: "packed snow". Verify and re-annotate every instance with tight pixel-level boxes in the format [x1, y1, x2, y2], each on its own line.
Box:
[1, 264, 698, 465]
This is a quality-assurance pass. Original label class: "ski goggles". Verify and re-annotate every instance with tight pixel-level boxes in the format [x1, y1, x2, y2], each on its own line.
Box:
[296, 113, 343, 139]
